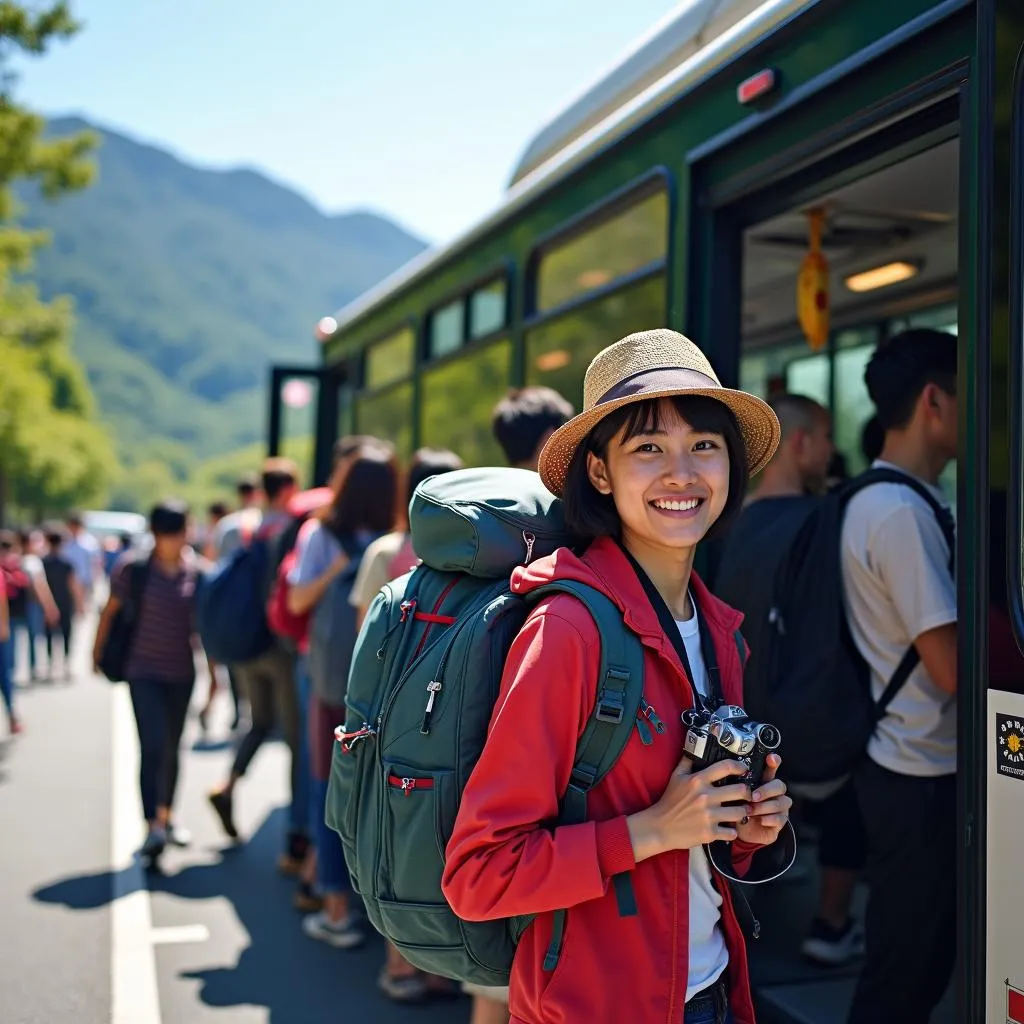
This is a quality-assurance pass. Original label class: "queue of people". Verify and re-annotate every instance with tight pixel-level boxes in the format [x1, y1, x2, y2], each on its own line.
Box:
[0, 520, 94, 735]
[0, 322, 954, 1024]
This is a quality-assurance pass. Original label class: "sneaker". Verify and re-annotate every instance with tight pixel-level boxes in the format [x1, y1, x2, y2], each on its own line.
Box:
[141, 827, 167, 861]
[378, 968, 430, 1004]
[302, 910, 365, 949]
[166, 823, 192, 848]
[207, 789, 238, 840]
[801, 917, 866, 966]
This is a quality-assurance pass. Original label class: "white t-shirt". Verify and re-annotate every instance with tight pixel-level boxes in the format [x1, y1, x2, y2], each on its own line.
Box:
[676, 607, 730, 1002]
[21, 553, 44, 581]
[840, 460, 957, 776]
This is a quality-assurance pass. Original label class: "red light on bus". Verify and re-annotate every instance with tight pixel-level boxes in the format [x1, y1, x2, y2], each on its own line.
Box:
[737, 69, 777, 105]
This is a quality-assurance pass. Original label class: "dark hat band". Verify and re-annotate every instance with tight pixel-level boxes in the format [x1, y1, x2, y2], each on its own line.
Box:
[595, 366, 719, 406]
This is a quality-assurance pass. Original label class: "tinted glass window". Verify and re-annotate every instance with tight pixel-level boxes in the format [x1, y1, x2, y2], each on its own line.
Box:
[429, 300, 465, 358]
[421, 339, 511, 467]
[365, 328, 415, 390]
[355, 381, 414, 459]
[536, 189, 668, 313]
[470, 280, 506, 338]
[526, 276, 666, 409]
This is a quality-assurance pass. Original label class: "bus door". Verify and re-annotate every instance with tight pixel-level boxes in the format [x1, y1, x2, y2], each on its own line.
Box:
[265, 364, 352, 488]
[687, 10, 980, 1018]
[979, 0, 1024, 1020]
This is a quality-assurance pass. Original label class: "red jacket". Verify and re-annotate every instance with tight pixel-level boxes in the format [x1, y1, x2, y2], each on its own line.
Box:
[442, 536, 765, 1024]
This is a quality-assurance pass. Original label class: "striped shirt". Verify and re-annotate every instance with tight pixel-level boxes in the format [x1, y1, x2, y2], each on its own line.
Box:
[112, 553, 199, 684]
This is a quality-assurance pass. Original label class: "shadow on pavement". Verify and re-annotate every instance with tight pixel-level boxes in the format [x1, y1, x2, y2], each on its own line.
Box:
[161, 809, 468, 1024]
[33, 864, 144, 909]
[34, 806, 468, 1023]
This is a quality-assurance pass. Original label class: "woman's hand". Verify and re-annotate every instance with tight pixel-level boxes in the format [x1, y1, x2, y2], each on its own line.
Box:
[627, 757, 751, 863]
[734, 753, 791, 847]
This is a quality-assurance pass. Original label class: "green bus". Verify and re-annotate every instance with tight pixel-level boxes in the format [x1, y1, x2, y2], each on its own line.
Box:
[270, 0, 1024, 1019]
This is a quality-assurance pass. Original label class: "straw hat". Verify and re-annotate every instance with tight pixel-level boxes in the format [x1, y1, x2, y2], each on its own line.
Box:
[538, 328, 780, 496]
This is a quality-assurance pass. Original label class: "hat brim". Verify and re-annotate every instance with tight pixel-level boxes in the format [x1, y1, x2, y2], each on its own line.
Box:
[538, 386, 781, 497]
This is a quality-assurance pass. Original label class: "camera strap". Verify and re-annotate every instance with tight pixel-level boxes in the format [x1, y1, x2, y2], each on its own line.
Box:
[620, 544, 798, 892]
[618, 544, 723, 710]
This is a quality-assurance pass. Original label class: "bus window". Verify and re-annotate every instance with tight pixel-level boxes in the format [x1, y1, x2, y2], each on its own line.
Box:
[365, 327, 416, 390]
[428, 299, 465, 359]
[535, 189, 668, 313]
[526, 275, 665, 409]
[420, 338, 511, 466]
[354, 381, 414, 460]
[469, 279, 507, 339]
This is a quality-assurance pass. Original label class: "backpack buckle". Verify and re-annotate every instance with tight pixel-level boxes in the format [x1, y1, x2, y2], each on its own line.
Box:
[595, 677, 628, 723]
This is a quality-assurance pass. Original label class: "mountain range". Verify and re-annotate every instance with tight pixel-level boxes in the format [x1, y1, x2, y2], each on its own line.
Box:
[20, 116, 427, 488]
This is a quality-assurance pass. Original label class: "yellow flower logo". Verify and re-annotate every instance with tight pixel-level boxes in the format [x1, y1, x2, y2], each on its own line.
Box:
[1009, 734, 1022, 756]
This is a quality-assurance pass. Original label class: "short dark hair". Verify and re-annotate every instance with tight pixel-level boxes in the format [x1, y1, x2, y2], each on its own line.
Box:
[236, 473, 259, 499]
[0, 529, 15, 551]
[492, 387, 574, 466]
[406, 448, 464, 505]
[261, 458, 299, 501]
[45, 531, 64, 549]
[207, 501, 229, 520]
[66, 512, 84, 528]
[562, 395, 749, 542]
[324, 447, 399, 537]
[865, 328, 957, 431]
[150, 499, 189, 537]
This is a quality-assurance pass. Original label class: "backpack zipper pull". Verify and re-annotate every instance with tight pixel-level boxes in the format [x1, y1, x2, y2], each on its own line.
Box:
[640, 698, 667, 734]
[378, 599, 416, 660]
[523, 531, 536, 565]
[401, 777, 416, 797]
[634, 714, 654, 746]
[420, 680, 442, 735]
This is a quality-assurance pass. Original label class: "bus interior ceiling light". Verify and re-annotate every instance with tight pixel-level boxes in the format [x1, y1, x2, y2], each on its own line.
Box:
[844, 260, 921, 293]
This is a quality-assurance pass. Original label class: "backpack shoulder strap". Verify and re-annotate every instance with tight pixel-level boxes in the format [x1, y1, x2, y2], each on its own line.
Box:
[841, 468, 955, 717]
[527, 579, 645, 970]
[843, 468, 955, 569]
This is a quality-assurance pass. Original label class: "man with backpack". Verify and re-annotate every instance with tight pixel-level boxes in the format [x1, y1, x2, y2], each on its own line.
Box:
[206, 459, 302, 851]
[714, 394, 868, 967]
[842, 329, 958, 1024]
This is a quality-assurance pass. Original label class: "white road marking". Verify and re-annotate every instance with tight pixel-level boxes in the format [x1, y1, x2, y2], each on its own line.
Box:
[110, 684, 162, 1024]
[150, 924, 210, 946]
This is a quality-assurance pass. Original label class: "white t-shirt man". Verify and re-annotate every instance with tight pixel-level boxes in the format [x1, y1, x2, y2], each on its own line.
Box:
[840, 459, 957, 777]
[676, 606, 730, 1002]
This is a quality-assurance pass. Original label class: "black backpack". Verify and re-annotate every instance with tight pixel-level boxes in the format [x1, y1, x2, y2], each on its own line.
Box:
[738, 468, 956, 785]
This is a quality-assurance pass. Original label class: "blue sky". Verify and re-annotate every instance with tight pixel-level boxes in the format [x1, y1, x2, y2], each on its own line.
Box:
[19, 0, 678, 243]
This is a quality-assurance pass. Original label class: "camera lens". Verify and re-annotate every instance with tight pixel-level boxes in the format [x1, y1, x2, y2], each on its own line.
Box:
[757, 724, 781, 749]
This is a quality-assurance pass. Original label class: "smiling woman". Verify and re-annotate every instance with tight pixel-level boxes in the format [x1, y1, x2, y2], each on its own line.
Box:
[441, 329, 792, 1024]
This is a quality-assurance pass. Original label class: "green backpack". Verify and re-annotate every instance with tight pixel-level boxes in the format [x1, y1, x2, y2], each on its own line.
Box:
[325, 467, 650, 986]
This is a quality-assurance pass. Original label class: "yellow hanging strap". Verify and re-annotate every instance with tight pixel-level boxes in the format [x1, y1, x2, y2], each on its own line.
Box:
[797, 207, 830, 351]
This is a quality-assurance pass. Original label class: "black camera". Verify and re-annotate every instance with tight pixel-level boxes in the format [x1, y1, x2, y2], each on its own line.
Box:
[682, 704, 781, 790]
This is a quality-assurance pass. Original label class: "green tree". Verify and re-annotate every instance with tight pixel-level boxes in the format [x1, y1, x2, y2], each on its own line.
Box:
[0, 1, 116, 523]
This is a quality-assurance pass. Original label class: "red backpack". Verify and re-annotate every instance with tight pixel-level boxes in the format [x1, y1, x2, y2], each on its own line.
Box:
[265, 488, 332, 646]
[1, 554, 30, 617]
[266, 544, 309, 644]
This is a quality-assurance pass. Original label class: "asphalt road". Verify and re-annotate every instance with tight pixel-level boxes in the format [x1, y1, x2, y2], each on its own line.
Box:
[0, 603, 956, 1024]
[0, 609, 470, 1024]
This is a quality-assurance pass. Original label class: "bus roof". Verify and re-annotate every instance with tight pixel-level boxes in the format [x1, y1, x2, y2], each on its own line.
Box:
[507, 0, 768, 188]
[323, 0, 811, 341]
